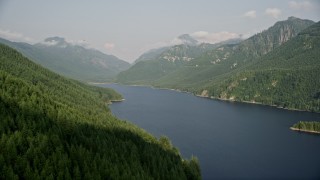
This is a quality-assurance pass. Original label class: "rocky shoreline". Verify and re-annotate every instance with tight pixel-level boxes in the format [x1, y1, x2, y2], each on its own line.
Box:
[290, 127, 320, 134]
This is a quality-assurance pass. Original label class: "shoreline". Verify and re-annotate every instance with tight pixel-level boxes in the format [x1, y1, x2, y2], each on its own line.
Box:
[106, 99, 125, 105]
[87, 82, 113, 85]
[195, 94, 319, 114]
[111, 99, 125, 102]
[290, 127, 320, 134]
[100, 83, 319, 114]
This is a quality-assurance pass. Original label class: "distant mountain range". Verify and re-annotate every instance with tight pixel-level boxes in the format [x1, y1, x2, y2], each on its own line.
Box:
[119, 33, 242, 84]
[134, 34, 242, 64]
[116, 17, 320, 112]
[1, 17, 318, 112]
[0, 37, 130, 82]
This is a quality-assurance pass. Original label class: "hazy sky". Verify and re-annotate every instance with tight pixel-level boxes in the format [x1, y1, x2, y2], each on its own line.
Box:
[0, 0, 319, 63]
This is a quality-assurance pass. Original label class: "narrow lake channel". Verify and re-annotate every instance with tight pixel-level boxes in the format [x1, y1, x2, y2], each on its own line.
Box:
[101, 84, 320, 179]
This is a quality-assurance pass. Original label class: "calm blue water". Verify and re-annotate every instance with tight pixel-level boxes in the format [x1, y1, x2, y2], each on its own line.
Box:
[101, 84, 320, 179]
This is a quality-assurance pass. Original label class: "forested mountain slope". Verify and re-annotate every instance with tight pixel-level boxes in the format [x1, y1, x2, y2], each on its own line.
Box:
[116, 35, 225, 84]
[116, 17, 314, 89]
[0, 37, 130, 82]
[116, 17, 319, 112]
[151, 17, 315, 89]
[134, 46, 170, 63]
[0, 44, 201, 179]
[203, 21, 320, 112]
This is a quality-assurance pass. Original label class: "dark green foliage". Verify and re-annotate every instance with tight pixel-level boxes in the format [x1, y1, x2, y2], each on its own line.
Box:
[209, 68, 320, 112]
[0, 44, 201, 179]
[292, 121, 320, 132]
[207, 22, 320, 112]
[183, 157, 201, 180]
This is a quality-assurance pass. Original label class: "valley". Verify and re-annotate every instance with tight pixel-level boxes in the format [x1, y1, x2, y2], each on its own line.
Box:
[0, 44, 200, 179]
[1, 1, 320, 178]
[104, 83, 320, 179]
[116, 17, 320, 113]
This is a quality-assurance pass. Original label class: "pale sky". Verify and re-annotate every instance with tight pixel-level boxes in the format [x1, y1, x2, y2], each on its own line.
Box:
[0, 0, 319, 63]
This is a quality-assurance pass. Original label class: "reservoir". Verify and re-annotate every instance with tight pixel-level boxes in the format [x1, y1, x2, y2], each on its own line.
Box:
[101, 84, 320, 179]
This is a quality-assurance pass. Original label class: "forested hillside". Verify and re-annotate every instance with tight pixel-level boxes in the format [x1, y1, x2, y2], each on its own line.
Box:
[116, 36, 220, 84]
[204, 21, 320, 112]
[116, 17, 319, 112]
[0, 37, 130, 82]
[116, 17, 313, 88]
[0, 44, 201, 179]
[152, 17, 315, 90]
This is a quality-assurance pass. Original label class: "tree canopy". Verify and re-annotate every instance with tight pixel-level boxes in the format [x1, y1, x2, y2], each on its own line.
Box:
[0, 44, 201, 179]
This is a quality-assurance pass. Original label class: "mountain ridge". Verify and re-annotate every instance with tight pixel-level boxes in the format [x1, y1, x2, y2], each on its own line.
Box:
[0, 37, 130, 82]
[117, 17, 314, 85]
[116, 17, 319, 112]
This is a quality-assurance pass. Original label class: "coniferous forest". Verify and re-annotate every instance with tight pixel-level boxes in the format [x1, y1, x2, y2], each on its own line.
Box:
[292, 121, 320, 133]
[1, 1, 320, 178]
[0, 44, 201, 179]
[116, 19, 320, 113]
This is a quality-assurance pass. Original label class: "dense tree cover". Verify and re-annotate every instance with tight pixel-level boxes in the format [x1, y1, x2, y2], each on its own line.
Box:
[292, 121, 320, 133]
[206, 22, 320, 112]
[0, 44, 201, 179]
[116, 18, 319, 113]
[208, 68, 320, 112]
[116, 17, 313, 88]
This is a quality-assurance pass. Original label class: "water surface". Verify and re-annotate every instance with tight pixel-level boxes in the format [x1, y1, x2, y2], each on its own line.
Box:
[101, 84, 320, 179]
